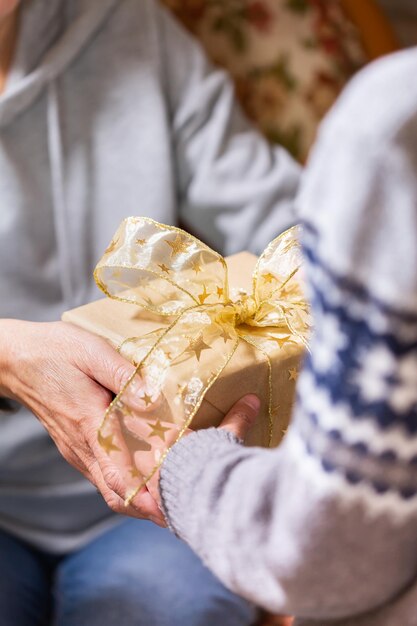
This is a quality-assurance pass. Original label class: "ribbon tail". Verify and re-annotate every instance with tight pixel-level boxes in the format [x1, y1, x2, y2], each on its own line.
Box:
[98, 303, 239, 503]
[280, 306, 311, 353]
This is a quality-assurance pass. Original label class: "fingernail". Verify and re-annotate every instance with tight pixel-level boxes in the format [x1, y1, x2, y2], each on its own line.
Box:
[243, 395, 260, 411]
[150, 516, 167, 528]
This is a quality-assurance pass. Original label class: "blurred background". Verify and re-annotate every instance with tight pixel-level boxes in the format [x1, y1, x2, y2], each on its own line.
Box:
[162, 0, 415, 162]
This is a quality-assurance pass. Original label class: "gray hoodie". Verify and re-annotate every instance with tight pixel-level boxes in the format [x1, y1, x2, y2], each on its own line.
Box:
[0, 0, 300, 552]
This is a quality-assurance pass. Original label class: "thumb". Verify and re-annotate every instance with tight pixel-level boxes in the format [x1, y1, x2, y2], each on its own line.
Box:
[219, 395, 260, 441]
[80, 336, 137, 396]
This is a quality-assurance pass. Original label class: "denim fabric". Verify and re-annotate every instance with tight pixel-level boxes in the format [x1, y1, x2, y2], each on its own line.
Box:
[0, 519, 256, 626]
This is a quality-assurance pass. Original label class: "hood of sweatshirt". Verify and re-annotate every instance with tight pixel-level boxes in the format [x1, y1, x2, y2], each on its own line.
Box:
[0, 0, 117, 128]
[0, 0, 119, 309]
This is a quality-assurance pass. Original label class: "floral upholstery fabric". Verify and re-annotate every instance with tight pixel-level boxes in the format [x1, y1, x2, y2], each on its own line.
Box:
[162, 0, 370, 161]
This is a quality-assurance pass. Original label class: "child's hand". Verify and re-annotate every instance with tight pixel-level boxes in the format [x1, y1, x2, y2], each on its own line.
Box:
[139, 394, 260, 513]
[217, 394, 260, 440]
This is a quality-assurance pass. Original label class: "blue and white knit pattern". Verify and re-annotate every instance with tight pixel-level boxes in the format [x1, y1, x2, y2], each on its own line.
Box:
[160, 49, 417, 622]
[290, 222, 417, 518]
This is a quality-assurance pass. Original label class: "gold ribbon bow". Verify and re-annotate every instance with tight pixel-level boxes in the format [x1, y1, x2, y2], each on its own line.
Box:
[95, 218, 310, 503]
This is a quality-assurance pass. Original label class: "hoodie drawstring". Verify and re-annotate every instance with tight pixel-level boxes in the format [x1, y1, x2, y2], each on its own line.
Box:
[47, 80, 74, 309]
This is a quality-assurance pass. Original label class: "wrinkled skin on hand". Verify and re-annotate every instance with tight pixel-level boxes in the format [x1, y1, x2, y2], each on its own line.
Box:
[0, 319, 165, 526]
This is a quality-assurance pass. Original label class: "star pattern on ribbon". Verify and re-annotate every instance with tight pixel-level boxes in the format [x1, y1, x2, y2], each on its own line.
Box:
[129, 467, 141, 479]
[270, 335, 292, 349]
[219, 328, 233, 343]
[186, 334, 212, 361]
[191, 255, 203, 275]
[140, 392, 153, 406]
[105, 237, 119, 255]
[176, 382, 188, 398]
[147, 419, 170, 441]
[198, 285, 210, 305]
[165, 234, 191, 257]
[94, 217, 310, 503]
[289, 368, 298, 381]
[158, 263, 171, 274]
[262, 272, 276, 284]
[98, 432, 121, 454]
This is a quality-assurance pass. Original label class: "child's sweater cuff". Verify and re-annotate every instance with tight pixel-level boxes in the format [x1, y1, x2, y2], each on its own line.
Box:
[159, 428, 241, 537]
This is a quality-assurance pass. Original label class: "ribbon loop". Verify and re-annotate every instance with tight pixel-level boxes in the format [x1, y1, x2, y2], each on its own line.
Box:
[94, 217, 229, 316]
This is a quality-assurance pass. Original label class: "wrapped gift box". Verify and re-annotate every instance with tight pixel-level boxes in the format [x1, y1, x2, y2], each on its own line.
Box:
[63, 251, 304, 449]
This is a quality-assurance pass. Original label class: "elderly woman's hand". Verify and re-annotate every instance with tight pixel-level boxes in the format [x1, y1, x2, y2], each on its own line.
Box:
[0, 319, 165, 526]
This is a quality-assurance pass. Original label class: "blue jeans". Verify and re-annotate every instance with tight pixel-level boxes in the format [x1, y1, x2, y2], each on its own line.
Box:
[0, 519, 256, 626]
